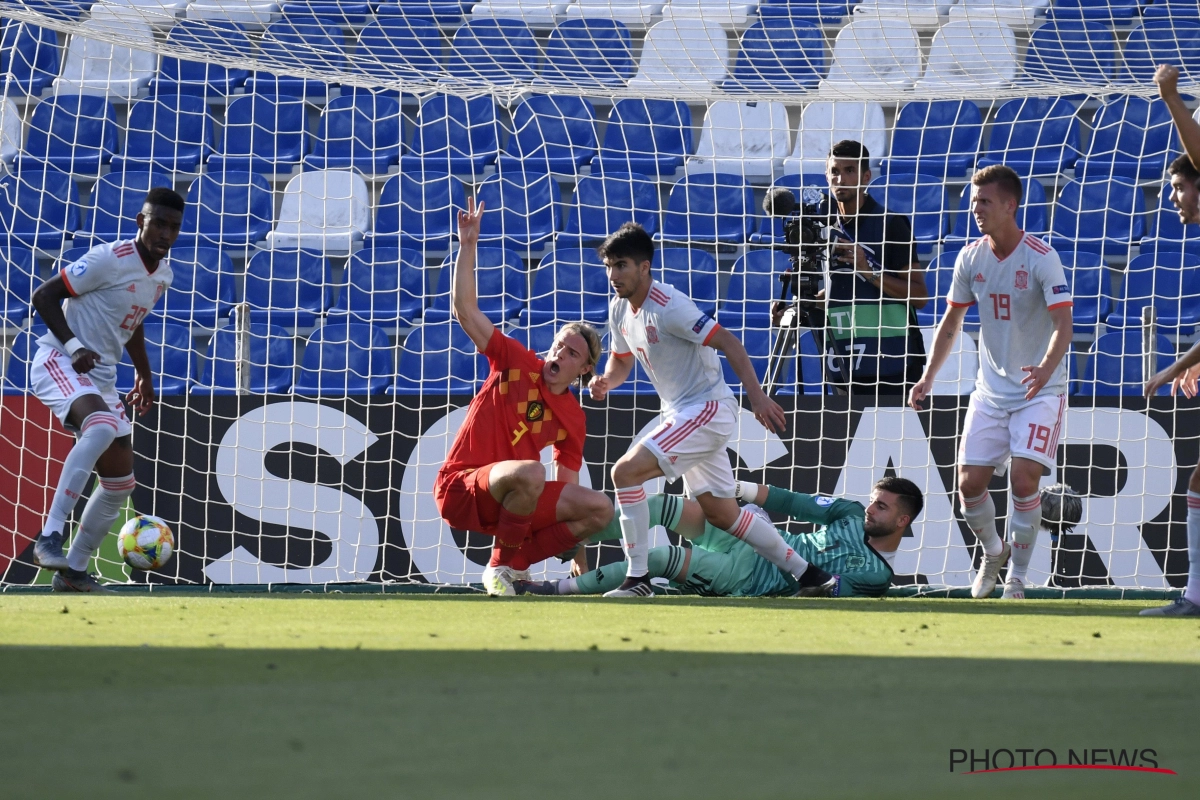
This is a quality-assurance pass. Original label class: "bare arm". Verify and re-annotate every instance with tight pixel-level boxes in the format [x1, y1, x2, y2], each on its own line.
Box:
[908, 304, 968, 409]
[30, 274, 101, 374]
[450, 197, 494, 352]
[1157, 65, 1200, 172]
[1020, 304, 1074, 400]
[1147, 340, 1200, 397]
[841, 243, 930, 310]
[588, 352, 635, 400]
[124, 322, 156, 416]
[707, 326, 786, 433]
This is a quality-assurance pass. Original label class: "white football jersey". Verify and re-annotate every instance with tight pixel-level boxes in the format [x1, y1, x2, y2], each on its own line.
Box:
[609, 280, 734, 415]
[948, 234, 1073, 407]
[38, 239, 173, 388]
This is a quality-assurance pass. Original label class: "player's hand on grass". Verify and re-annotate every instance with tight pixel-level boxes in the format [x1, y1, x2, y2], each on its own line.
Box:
[749, 389, 786, 433]
[1020, 364, 1053, 400]
[908, 376, 932, 410]
[126, 373, 156, 416]
[457, 196, 484, 247]
[70, 347, 101, 375]
[588, 374, 609, 401]
[1155, 63, 1181, 99]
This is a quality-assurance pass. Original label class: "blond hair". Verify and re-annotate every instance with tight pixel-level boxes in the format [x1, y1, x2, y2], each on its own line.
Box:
[557, 321, 602, 387]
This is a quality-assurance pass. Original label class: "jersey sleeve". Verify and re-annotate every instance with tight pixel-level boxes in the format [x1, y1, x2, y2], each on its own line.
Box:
[59, 246, 110, 297]
[661, 294, 719, 346]
[609, 303, 631, 357]
[1036, 248, 1073, 311]
[947, 249, 976, 307]
[761, 486, 866, 526]
[483, 328, 535, 372]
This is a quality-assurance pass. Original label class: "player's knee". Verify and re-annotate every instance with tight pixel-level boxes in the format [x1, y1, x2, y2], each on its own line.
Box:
[78, 411, 120, 448]
[957, 474, 986, 500]
[610, 458, 637, 488]
[588, 492, 614, 531]
[511, 461, 545, 496]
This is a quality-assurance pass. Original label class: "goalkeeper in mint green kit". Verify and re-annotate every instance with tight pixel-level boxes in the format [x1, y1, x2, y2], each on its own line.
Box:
[519, 476, 922, 598]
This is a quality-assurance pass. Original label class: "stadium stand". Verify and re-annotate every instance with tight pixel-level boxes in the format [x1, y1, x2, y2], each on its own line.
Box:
[156, 247, 237, 329]
[281, 1, 376, 24]
[541, 19, 636, 89]
[1073, 96, 1178, 182]
[915, 251, 981, 329]
[206, 94, 309, 175]
[1, 326, 45, 394]
[784, 100, 888, 175]
[1061, 250, 1112, 334]
[51, 8, 156, 100]
[424, 247, 527, 324]
[654, 247, 720, 315]
[115, 321, 196, 396]
[497, 95, 599, 176]
[559, 172, 661, 246]
[74, 169, 175, 249]
[757, 0, 852, 23]
[722, 18, 826, 93]
[294, 322, 394, 396]
[1022, 20, 1115, 86]
[880, 100, 983, 179]
[470, 0, 574, 24]
[1046, 0, 1140, 24]
[353, 16, 443, 82]
[194, 324, 296, 395]
[1106, 252, 1200, 334]
[0, 20, 60, 96]
[1122, 20, 1200, 85]
[331, 247, 430, 326]
[178, 171, 275, 249]
[391, 321, 489, 395]
[628, 19, 730, 94]
[448, 18, 540, 84]
[662, 0, 762, 26]
[686, 100, 791, 181]
[398, 94, 500, 177]
[474, 169, 562, 253]
[1048, 177, 1147, 258]
[187, 0, 281, 26]
[520, 247, 612, 326]
[1081, 331, 1176, 396]
[376, 1, 475, 25]
[243, 18, 347, 100]
[591, 98, 693, 178]
[151, 19, 252, 98]
[948, 0, 1049, 29]
[369, 172, 465, 254]
[976, 96, 1080, 176]
[913, 19, 1019, 92]
[564, 0, 667, 26]
[946, 176, 1049, 246]
[0, 248, 36, 327]
[867, 173, 951, 252]
[717, 249, 791, 330]
[110, 94, 215, 174]
[304, 93, 403, 174]
[659, 172, 757, 245]
[820, 17, 922, 95]
[1146, 182, 1200, 257]
[13, 94, 118, 176]
[0, 165, 79, 251]
[851, 0, 951, 30]
[242, 248, 334, 328]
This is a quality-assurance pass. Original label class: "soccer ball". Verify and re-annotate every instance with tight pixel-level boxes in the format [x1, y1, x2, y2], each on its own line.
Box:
[117, 515, 175, 571]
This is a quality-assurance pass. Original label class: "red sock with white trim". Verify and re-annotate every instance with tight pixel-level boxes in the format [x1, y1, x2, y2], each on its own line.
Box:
[727, 507, 811, 580]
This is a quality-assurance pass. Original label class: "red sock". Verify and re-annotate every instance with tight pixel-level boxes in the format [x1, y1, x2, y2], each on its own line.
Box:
[494, 507, 533, 549]
[488, 540, 521, 568]
[510, 522, 580, 571]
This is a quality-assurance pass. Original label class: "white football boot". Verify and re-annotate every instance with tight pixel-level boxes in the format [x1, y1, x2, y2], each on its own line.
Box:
[971, 542, 1011, 599]
[482, 565, 525, 597]
[1001, 575, 1026, 600]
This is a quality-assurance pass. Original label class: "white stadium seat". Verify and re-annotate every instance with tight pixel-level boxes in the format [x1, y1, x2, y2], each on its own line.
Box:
[914, 19, 1018, 91]
[563, 0, 665, 24]
[663, 0, 760, 27]
[94, 0, 193, 28]
[628, 19, 730, 96]
[187, 0, 280, 27]
[52, 7, 157, 100]
[687, 100, 790, 182]
[819, 18, 923, 96]
[947, 0, 1049, 31]
[922, 327, 979, 395]
[852, 0, 953, 30]
[783, 101, 889, 174]
[267, 170, 371, 254]
[471, 0, 572, 24]
[0, 98, 19, 165]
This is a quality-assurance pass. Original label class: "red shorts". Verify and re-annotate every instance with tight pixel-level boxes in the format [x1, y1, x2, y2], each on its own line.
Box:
[434, 464, 567, 534]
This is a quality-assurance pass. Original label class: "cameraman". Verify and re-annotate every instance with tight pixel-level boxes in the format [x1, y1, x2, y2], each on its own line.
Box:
[813, 140, 928, 398]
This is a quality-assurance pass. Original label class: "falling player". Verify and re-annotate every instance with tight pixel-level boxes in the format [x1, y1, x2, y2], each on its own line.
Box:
[28, 187, 185, 592]
[909, 165, 1074, 600]
[437, 198, 614, 596]
[590, 222, 837, 598]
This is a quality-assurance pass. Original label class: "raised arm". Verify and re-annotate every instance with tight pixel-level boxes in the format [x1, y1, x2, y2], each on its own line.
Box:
[909, 304, 967, 410]
[31, 274, 101, 375]
[450, 197, 494, 352]
[706, 326, 786, 433]
[1157, 64, 1200, 173]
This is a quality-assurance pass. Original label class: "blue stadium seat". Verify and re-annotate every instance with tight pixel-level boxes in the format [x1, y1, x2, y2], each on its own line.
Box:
[1143, 0, 1200, 19]
[391, 321, 488, 395]
[1122, 20, 1200, 85]
[1080, 330, 1175, 396]
[110, 94, 214, 174]
[750, 173, 828, 245]
[720, 326, 776, 389]
[74, 169, 174, 249]
[592, 99, 693, 178]
[1105, 251, 1200, 334]
[17, 0, 91, 21]
[242, 249, 333, 328]
[880, 100, 983, 179]
[1023, 21, 1116, 85]
[1060, 249, 1111, 333]
[977, 97, 1081, 176]
[770, 329, 824, 396]
[718, 249, 791, 329]
[178, 171, 275, 248]
[947, 176, 1049, 246]
[207, 95, 309, 174]
[720, 326, 822, 394]
[559, 172, 660, 246]
[1046, 0, 1140, 24]
[757, 0, 853, 24]
[376, 1, 472, 24]
[498, 95, 598, 176]
[304, 93, 402, 173]
[867, 173, 950, 252]
[915, 250, 981, 330]
[1074, 96, 1177, 182]
[370, 171, 464, 254]
[604, 353, 656, 396]
[282, 1, 375, 24]
[0, 20, 60, 96]
[0, 165, 79, 250]
[1048, 177, 1147, 258]
[1, 325, 45, 394]
[507, 321, 563, 360]
[1144, 181, 1200, 257]
[398, 94, 500, 177]
[156, 246, 237, 328]
[520, 248, 610, 326]
[294, 321, 393, 396]
[244, 18, 347, 100]
[723, 18, 826, 93]
[475, 169, 562, 253]
[115, 321, 195, 396]
[1, 248, 36, 326]
[448, 18, 539, 84]
[424, 247, 527, 324]
[353, 16, 443, 82]
[331, 247, 429, 326]
[193, 324, 295, 395]
[14, 94, 117, 174]
[659, 173, 756, 246]
[153, 20, 251, 97]
[654, 248, 720, 315]
[542, 19, 635, 89]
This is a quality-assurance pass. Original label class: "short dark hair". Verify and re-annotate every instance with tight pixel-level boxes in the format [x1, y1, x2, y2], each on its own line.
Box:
[971, 164, 1023, 203]
[598, 222, 654, 265]
[143, 187, 186, 214]
[873, 476, 924, 523]
[829, 139, 870, 168]
[1168, 154, 1200, 184]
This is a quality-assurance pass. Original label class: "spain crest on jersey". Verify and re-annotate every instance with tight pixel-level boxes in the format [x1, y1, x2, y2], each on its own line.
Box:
[1014, 269, 1029, 290]
[645, 324, 659, 344]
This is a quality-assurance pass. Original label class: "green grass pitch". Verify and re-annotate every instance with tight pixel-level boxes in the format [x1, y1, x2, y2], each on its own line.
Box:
[1, 595, 1198, 799]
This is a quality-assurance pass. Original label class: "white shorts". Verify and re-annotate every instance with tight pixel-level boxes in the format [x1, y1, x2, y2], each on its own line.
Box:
[30, 346, 131, 437]
[640, 399, 738, 499]
[958, 392, 1066, 473]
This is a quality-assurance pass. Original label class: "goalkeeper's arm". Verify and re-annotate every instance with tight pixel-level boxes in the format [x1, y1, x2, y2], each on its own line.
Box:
[735, 482, 865, 526]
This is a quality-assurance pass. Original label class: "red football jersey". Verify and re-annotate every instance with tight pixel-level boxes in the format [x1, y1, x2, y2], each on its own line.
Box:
[441, 329, 587, 474]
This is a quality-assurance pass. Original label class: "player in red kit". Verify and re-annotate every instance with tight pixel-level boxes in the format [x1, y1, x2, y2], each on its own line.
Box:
[435, 198, 613, 595]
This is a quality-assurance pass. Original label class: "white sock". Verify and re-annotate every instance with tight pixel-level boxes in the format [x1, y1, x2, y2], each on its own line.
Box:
[962, 491, 1003, 557]
[557, 577, 580, 595]
[616, 486, 650, 578]
[729, 508, 811, 580]
[67, 473, 134, 572]
[734, 481, 759, 502]
[41, 412, 119, 538]
[1008, 493, 1041, 583]
[1186, 492, 1200, 605]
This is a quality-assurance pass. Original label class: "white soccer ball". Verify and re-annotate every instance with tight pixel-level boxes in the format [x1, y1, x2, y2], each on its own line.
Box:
[117, 514, 175, 571]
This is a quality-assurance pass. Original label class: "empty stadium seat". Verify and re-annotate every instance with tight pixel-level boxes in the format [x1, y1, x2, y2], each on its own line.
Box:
[565, 0, 666, 25]
[304, 93, 403, 173]
[976, 96, 1081, 176]
[686, 100, 791, 182]
[14, 94, 117, 175]
[1, 20, 60, 95]
[948, 0, 1049, 29]
[1048, 178, 1146, 259]
[370, 172, 465, 254]
[660, 173, 757, 246]
[592, 99, 693, 178]
[507, 322, 564, 359]
[244, 18, 347, 100]
[498, 95, 598, 176]
[471, 0, 572, 23]
[520, 248, 611, 326]
[1, 326, 45, 394]
[331, 247, 429, 326]
[267, 170, 371, 254]
[0, 165, 79, 251]
[74, 169, 174, 249]
[559, 172, 660, 246]
[723, 18, 826, 93]
[719, 326, 776, 390]
[915, 250, 980, 329]
[281, 1, 375, 24]
[628, 19, 730, 95]
[1022, 20, 1115, 86]
[243, 249, 333, 328]
[475, 169, 562, 253]
[398, 94, 500, 177]
[867, 173, 950, 251]
[448, 18, 539, 84]
[541, 19, 635, 89]
[152, 19, 252, 97]
[115, 321, 195, 396]
[1143, 0, 1200, 19]
[1122, 20, 1200, 85]
[663, 0, 761, 26]
[52, 8, 156, 99]
[194, 323, 295, 394]
[783, 101, 888, 174]
[1106, 252, 1200, 334]
[919, 325, 980, 395]
[1080, 330, 1175, 396]
[179, 171, 275, 249]
[1, 248, 36, 327]
[0, 99, 15, 166]
[1046, 0, 1138, 24]
[913, 19, 1018, 91]
[353, 16, 443, 82]
[425, 247, 528, 324]
[157, 246, 237, 328]
[1074, 96, 1177, 183]
[758, 0, 853, 23]
[207, 94, 309, 174]
[391, 322, 489, 395]
[188, 0, 281, 26]
[376, 1, 474, 25]
[718, 249, 791, 329]
[820, 18, 922, 95]
[1060, 249, 1111, 333]
[294, 322, 393, 396]
[881, 100, 983, 179]
[655, 247, 720, 314]
[947, 176, 1049, 245]
[110, 95, 214, 174]
[1145, 180, 1200, 257]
